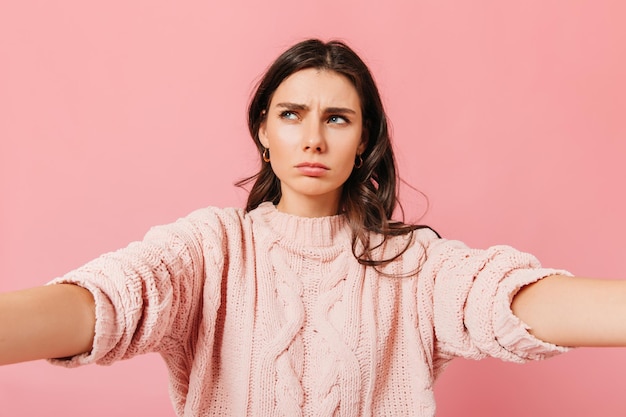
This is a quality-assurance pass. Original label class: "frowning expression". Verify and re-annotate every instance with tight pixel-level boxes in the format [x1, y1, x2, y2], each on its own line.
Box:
[259, 68, 366, 217]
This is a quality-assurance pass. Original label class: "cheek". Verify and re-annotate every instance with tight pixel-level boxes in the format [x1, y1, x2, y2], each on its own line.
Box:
[274, 124, 302, 143]
[337, 146, 359, 176]
[269, 137, 294, 162]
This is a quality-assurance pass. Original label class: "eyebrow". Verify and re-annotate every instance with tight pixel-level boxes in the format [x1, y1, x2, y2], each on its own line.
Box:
[275, 102, 357, 115]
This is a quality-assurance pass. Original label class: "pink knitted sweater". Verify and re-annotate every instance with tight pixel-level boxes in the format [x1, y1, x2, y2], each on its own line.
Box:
[50, 202, 569, 416]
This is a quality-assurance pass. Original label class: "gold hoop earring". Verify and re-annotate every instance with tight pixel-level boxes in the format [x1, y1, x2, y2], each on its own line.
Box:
[262, 148, 270, 163]
[354, 154, 363, 168]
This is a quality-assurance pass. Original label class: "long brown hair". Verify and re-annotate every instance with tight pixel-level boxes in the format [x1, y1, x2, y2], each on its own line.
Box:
[237, 39, 435, 268]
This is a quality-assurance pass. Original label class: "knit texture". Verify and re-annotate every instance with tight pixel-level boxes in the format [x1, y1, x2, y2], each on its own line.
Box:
[49, 202, 570, 416]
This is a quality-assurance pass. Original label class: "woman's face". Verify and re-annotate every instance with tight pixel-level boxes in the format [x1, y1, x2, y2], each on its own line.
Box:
[259, 68, 366, 217]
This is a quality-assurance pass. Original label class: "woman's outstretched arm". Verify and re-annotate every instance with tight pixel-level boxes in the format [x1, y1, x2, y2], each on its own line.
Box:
[512, 275, 626, 347]
[0, 284, 95, 365]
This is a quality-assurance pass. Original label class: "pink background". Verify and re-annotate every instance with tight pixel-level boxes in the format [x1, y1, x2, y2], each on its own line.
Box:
[1, 1, 625, 415]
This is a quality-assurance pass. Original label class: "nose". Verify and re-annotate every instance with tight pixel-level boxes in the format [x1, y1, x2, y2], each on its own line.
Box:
[302, 118, 326, 152]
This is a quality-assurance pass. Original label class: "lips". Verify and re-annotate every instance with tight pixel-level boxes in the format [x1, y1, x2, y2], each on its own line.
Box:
[295, 162, 329, 176]
[296, 162, 329, 169]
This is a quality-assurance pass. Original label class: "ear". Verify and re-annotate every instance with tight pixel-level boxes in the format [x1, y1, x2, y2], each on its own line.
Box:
[357, 141, 367, 155]
[357, 129, 368, 154]
[258, 112, 270, 148]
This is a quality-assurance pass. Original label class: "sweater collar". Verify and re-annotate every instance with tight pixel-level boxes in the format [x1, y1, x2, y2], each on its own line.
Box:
[250, 202, 351, 248]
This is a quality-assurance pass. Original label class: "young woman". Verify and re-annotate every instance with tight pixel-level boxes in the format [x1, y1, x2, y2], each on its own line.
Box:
[1, 39, 625, 417]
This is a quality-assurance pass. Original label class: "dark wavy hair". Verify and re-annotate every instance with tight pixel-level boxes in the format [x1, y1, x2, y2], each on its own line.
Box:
[237, 38, 433, 268]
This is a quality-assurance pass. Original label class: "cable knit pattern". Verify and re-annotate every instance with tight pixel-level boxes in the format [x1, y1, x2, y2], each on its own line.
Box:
[48, 202, 571, 416]
[263, 242, 306, 416]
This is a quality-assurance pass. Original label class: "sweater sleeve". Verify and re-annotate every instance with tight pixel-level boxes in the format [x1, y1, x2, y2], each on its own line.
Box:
[46, 210, 217, 367]
[422, 236, 572, 364]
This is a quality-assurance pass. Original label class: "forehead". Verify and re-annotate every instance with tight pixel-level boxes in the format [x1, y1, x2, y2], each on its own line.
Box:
[270, 68, 360, 109]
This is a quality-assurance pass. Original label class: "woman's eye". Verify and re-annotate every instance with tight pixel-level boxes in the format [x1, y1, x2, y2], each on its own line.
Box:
[280, 111, 298, 120]
[328, 115, 349, 124]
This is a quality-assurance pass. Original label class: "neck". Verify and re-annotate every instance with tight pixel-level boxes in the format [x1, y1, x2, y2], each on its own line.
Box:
[276, 194, 341, 218]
